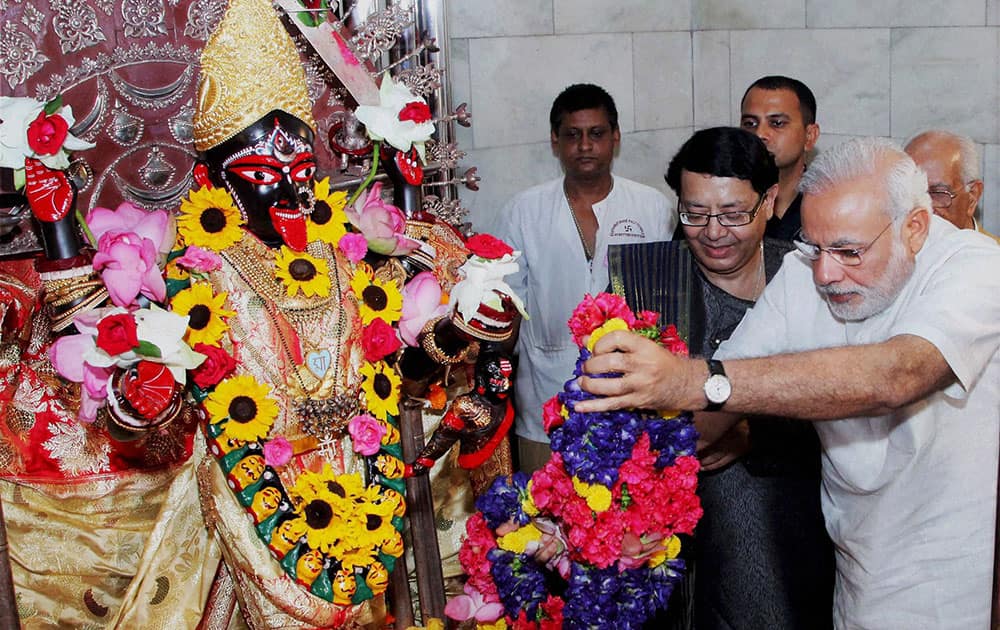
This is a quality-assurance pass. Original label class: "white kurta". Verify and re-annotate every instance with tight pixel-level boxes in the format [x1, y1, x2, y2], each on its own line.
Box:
[716, 217, 1000, 629]
[495, 175, 675, 443]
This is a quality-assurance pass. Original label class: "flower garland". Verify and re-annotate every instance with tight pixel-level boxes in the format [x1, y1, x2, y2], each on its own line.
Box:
[450, 293, 703, 629]
[174, 177, 420, 605]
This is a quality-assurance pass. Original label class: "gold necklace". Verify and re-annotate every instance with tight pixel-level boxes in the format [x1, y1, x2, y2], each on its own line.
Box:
[564, 184, 595, 261]
[220, 234, 350, 395]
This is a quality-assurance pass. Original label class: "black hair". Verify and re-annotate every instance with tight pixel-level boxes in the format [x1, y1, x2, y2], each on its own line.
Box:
[665, 127, 778, 196]
[741, 75, 817, 126]
[549, 84, 619, 135]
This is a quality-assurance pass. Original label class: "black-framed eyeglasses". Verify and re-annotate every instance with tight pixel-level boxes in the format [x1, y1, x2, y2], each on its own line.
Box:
[678, 193, 765, 227]
[792, 222, 893, 267]
[928, 184, 971, 210]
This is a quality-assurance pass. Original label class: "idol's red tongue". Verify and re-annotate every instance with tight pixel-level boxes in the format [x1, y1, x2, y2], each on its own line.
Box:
[270, 206, 308, 251]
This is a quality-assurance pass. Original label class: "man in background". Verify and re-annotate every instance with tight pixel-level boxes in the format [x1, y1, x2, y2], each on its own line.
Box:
[495, 83, 675, 474]
[904, 130, 999, 242]
[740, 75, 820, 241]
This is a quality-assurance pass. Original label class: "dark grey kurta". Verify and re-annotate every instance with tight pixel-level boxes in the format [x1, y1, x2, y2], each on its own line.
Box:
[610, 239, 834, 630]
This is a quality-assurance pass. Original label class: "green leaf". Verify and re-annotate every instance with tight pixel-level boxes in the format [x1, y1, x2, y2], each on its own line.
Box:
[136, 340, 162, 358]
[43, 95, 63, 115]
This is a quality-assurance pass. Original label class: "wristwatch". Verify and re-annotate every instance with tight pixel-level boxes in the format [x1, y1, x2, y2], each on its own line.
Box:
[703, 359, 731, 411]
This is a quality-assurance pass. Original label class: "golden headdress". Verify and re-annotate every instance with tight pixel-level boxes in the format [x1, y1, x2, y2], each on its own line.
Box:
[193, 0, 316, 152]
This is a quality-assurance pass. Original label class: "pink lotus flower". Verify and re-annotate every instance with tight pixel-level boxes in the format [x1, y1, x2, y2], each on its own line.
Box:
[92, 231, 166, 307]
[87, 203, 173, 307]
[345, 182, 420, 256]
[398, 271, 448, 346]
[348, 413, 387, 456]
[49, 332, 112, 423]
[86, 202, 173, 256]
[444, 583, 504, 623]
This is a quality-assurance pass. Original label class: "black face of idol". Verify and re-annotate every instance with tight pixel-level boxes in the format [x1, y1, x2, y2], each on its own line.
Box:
[203, 110, 317, 251]
[475, 353, 513, 401]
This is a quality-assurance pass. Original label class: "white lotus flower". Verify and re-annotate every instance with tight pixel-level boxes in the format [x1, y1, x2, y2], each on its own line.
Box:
[355, 74, 435, 162]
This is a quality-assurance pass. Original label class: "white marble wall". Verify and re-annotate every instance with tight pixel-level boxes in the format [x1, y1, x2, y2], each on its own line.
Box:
[447, 0, 1000, 236]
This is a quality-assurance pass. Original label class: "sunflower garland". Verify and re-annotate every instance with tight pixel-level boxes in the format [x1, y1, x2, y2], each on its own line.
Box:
[204, 374, 279, 442]
[171, 282, 236, 346]
[350, 262, 403, 325]
[274, 246, 331, 297]
[178, 186, 244, 251]
[307, 177, 350, 246]
[174, 162, 443, 608]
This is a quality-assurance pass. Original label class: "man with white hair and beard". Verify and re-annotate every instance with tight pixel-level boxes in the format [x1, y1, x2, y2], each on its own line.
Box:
[575, 137, 1000, 628]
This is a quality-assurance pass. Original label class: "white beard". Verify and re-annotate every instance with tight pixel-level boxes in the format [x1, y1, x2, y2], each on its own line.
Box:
[818, 236, 915, 322]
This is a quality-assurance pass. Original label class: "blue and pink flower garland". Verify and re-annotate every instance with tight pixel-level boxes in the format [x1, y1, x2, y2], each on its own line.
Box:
[450, 293, 703, 629]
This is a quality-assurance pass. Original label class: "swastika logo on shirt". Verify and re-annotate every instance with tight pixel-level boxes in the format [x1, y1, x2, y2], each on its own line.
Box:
[610, 218, 646, 238]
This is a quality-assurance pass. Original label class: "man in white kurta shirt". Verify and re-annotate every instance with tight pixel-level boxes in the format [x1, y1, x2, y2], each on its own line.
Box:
[575, 137, 1000, 628]
[495, 83, 674, 473]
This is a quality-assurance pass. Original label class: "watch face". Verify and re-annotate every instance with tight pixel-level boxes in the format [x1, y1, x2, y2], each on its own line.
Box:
[704, 374, 732, 404]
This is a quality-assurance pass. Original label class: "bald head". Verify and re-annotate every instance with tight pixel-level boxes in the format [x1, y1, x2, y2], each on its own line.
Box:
[904, 131, 982, 230]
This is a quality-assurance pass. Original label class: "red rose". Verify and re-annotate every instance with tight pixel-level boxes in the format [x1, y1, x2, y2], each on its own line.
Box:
[95, 313, 139, 356]
[466, 233, 514, 259]
[26, 111, 69, 156]
[397, 101, 431, 124]
[191, 343, 238, 389]
[362, 318, 402, 363]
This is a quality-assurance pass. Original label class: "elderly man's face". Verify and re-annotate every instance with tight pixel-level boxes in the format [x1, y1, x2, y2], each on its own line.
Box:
[680, 170, 773, 281]
[800, 177, 915, 321]
[904, 135, 981, 230]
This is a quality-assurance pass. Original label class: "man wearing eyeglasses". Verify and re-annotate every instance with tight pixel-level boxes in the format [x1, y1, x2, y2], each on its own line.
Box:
[904, 130, 999, 243]
[609, 127, 834, 629]
[579, 137, 1000, 629]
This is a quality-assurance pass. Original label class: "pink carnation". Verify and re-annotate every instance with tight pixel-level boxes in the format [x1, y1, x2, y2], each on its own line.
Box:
[566, 293, 637, 347]
[338, 232, 369, 263]
[459, 514, 500, 598]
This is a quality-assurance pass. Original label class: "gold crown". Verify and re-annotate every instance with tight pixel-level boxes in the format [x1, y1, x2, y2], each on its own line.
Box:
[192, 0, 316, 152]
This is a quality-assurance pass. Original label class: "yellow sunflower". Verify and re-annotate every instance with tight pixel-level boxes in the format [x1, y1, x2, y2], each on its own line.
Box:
[204, 374, 279, 442]
[307, 177, 349, 246]
[292, 490, 344, 554]
[171, 282, 236, 346]
[274, 246, 331, 297]
[290, 472, 363, 554]
[350, 263, 403, 325]
[360, 361, 401, 420]
[177, 186, 244, 251]
[354, 488, 398, 549]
